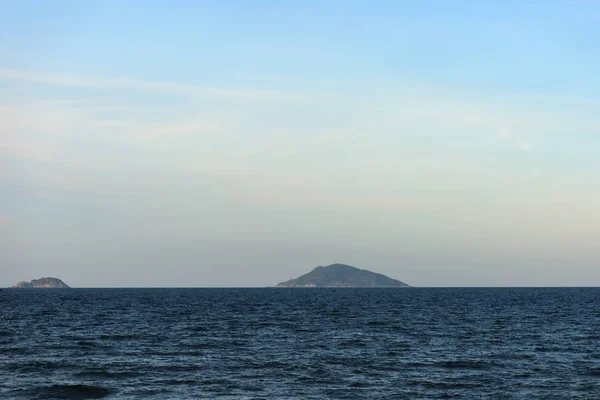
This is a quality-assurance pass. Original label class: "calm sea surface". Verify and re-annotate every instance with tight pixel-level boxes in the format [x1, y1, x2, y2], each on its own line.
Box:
[1, 288, 599, 399]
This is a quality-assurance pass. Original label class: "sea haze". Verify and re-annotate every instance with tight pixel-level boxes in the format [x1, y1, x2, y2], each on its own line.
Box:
[1, 288, 600, 399]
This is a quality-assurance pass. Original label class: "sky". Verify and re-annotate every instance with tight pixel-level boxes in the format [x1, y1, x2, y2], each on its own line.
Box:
[1, 1, 600, 287]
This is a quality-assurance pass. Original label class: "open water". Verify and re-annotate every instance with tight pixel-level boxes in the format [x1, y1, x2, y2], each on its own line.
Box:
[1, 288, 599, 399]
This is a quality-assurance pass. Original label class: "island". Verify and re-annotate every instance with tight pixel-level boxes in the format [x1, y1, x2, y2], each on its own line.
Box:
[276, 263, 410, 288]
[12, 277, 71, 289]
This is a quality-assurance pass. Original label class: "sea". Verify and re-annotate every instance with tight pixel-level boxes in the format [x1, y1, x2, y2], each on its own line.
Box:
[1, 288, 599, 399]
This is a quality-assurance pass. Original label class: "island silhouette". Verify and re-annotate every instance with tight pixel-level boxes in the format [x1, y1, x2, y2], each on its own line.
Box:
[276, 264, 410, 287]
[12, 277, 70, 289]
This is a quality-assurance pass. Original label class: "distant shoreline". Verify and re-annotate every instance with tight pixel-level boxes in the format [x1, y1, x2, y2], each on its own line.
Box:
[4, 286, 600, 289]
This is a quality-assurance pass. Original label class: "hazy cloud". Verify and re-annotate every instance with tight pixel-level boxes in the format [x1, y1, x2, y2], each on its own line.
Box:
[0, 216, 15, 226]
[518, 141, 533, 151]
[0, 68, 302, 102]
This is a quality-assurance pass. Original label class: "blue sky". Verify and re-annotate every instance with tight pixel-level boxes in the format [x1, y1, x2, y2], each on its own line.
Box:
[1, 1, 599, 287]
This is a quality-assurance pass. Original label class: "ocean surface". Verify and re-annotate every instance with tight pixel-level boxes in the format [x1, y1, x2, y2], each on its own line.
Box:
[1, 288, 599, 399]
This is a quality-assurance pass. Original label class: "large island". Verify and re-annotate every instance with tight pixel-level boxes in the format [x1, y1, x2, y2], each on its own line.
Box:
[276, 263, 410, 288]
[12, 277, 70, 289]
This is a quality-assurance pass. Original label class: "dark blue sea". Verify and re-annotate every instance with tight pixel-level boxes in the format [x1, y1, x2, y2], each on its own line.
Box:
[1, 288, 599, 399]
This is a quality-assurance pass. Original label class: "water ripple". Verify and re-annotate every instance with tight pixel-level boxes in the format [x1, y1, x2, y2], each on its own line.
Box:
[1, 288, 600, 398]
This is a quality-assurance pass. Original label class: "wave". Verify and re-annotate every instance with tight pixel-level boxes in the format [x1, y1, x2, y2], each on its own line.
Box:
[436, 360, 492, 370]
[18, 384, 111, 399]
[0, 329, 15, 337]
[98, 334, 139, 341]
[74, 369, 140, 379]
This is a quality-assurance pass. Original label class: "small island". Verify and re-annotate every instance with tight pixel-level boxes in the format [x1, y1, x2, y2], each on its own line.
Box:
[12, 277, 70, 289]
[276, 263, 410, 288]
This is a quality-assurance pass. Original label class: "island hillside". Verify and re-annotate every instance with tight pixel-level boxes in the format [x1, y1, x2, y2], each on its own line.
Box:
[12, 277, 70, 289]
[276, 264, 410, 287]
